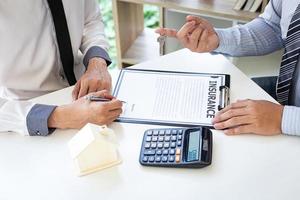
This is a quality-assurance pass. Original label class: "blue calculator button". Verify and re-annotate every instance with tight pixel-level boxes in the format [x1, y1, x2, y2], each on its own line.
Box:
[177, 141, 182, 146]
[159, 130, 165, 135]
[144, 150, 156, 156]
[157, 143, 163, 149]
[163, 150, 169, 155]
[171, 130, 177, 135]
[152, 136, 158, 142]
[170, 142, 176, 148]
[158, 136, 164, 142]
[178, 130, 183, 135]
[145, 143, 151, 149]
[155, 157, 161, 162]
[156, 150, 162, 155]
[146, 136, 152, 142]
[143, 156, 148, 162]
[169, 149, 175, 155]
[166, 130, 171, 135]
[169, 156, 175, 162]
[153, 130, 159, 136]
[171, 136, 177, 141]
[164, 143, 170, 148]
[178, 135, 182, 140]
[146, 131, 153, 136]
[165, 136, 171, 141]
[162, 156, 168, 162]
[149, 156, 155, 162]
[151, 143, 157, 148]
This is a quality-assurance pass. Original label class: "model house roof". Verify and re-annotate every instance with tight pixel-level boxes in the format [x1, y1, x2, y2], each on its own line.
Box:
[68, 123, 114, 159]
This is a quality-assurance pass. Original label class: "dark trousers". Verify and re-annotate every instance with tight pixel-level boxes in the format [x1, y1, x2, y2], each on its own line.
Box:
[251, 76, 278, 100]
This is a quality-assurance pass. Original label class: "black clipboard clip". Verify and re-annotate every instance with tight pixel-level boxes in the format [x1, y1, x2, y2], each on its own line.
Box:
[218, 86, 230, 111]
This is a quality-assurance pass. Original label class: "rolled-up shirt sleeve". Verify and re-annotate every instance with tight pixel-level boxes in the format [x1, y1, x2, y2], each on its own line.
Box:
[281, 106, 300, 136]
[26, 104, 57, 136]
[83, 46, 111, 67]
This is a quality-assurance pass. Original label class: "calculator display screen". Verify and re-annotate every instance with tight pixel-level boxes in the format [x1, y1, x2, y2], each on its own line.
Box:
[187, 131, 201, 162]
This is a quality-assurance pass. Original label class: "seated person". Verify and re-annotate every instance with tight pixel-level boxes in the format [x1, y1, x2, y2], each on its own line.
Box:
[156, 0, 300, 136]
[0, 0, 122, 136]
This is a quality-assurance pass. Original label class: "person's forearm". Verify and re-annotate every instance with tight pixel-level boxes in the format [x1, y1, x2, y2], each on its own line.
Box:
[49, 91, 123, 130]
[48, 105, 86, 130]
[87, 57, 107, 71]
[214, 17, 284, 56]
[48, 106, 68, 129]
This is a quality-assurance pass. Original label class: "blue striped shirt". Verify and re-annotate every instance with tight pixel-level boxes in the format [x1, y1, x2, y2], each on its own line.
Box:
[215, 0, 300, 136]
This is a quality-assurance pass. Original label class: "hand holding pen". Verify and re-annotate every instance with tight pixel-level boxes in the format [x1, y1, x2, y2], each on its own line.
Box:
[82, 90, 124, 124]
[49, 90, 123, 130]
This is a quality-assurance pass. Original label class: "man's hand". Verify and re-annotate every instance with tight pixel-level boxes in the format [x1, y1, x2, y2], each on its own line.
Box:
[72, 57, 112, 100]
[48, 90, 123, 129]
[155, 15, 219, 53]
[212, 100, 284, 136]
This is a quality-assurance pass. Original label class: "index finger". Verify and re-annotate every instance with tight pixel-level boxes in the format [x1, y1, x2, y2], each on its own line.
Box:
[92, 90, 114, 99]
[217, 100, 250, 116]
[186, 15, 202, 24]
[104, 99, 123, 111]
[177, 21, 196, 36]
[186, 16, 212, 30]
[72, 82, 80, 101]
[78, 82, 89, 99]
[155, 28, 178, 38]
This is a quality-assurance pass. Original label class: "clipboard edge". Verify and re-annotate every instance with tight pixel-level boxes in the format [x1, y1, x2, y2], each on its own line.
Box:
[113, 68, 231, 128]
[114, 118, 215, 130]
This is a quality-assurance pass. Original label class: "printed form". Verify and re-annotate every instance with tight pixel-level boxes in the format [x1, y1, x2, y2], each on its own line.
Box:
[114, 70, 227, 126]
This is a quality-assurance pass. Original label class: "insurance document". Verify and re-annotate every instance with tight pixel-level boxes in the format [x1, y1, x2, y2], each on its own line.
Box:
[113, 69, 230, 127]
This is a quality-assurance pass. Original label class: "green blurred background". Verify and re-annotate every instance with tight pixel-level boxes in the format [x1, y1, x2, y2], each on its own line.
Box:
[98, 0, 159, 68]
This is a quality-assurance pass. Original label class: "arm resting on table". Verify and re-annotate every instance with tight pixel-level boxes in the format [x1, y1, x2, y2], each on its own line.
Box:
[0, 98, 56, 136]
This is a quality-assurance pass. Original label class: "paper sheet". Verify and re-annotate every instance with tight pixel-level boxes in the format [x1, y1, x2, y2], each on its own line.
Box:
[114, 70, 226, 126]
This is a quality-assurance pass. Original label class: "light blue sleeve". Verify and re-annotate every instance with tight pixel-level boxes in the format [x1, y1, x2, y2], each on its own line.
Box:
[214, 0, 284, 56]
[282, 106, 300, 136]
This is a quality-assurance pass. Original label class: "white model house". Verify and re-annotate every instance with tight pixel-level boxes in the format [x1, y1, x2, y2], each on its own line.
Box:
[68, 123, 121, 176]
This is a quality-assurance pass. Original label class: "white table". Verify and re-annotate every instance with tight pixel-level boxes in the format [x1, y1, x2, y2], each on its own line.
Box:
[1, 49, 300, 200]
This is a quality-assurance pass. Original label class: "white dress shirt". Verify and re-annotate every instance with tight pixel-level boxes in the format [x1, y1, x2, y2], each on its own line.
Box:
[0, 0, 110, 135]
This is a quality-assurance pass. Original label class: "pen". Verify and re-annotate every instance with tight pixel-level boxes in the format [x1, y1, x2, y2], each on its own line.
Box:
[87, 96, 126, 103]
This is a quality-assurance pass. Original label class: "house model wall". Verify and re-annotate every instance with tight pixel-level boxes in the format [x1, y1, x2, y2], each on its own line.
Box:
[68, 123, 122, 176]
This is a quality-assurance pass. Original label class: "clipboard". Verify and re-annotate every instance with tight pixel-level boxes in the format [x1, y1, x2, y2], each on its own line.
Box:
[113, 69, 230, 128]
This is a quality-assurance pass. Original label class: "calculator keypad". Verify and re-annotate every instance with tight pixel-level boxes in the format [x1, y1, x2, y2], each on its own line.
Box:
[141, 129, 184, 165]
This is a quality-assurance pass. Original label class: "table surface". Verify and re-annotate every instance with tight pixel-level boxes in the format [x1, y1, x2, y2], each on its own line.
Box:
[1, 49, 300, 200]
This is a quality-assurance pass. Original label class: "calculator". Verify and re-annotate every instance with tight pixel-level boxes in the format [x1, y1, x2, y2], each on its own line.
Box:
[139, 127, 212, 168]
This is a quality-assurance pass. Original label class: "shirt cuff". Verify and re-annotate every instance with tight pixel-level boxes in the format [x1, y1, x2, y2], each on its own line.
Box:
[83, 46, 112, 68]
[26, 104, 57, 136]
[214, 28, 236, 54]
[281, 106, 300, 136]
